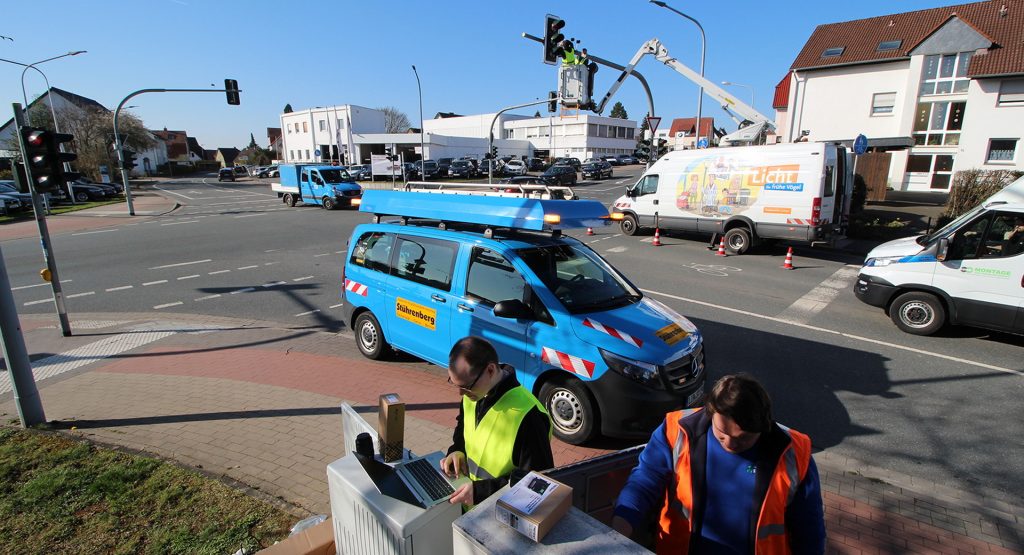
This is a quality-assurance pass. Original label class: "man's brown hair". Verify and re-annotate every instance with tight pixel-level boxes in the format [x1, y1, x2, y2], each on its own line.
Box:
[449, 336, 498, 375]
[705, 374, 772, 433]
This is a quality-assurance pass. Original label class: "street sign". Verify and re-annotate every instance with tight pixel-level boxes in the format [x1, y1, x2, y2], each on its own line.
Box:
[314, 148, 321, 157]
[697, 137, 709, 149]
[646, 116, 661, 134]
[854, 134, 868, 155]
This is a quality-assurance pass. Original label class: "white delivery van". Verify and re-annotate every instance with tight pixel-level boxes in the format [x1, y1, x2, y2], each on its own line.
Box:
[854, 176, 1024, 336]
[611, 142, 853, 254]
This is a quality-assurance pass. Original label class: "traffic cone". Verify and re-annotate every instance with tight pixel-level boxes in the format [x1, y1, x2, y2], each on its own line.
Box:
[715, 236, 727, 256]
[652, 227, 662, 246]
[782, 247, 795, 270]
[586, 227, 594, 236]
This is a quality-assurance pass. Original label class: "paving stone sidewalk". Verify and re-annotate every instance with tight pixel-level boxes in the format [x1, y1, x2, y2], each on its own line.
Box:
[1, 313, 1020, 554]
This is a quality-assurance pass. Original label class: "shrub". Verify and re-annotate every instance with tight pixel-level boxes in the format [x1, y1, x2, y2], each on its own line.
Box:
[944, 169, 1023, 221]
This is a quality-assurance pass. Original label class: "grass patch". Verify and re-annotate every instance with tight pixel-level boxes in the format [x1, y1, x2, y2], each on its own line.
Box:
[0, 427, 293, 554]
[0, 198, 125, 224]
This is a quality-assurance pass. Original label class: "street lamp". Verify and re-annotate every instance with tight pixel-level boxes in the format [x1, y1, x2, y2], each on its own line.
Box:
[649, 1, 705, 145]
[722, 81, 755, 108]
[411, 65, 425, 181]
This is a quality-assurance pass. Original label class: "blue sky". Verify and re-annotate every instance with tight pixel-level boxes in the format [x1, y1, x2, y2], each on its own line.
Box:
[3, 0, 961, 150]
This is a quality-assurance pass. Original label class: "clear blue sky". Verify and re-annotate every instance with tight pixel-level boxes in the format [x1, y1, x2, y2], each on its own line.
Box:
[3, 0, 962, 150]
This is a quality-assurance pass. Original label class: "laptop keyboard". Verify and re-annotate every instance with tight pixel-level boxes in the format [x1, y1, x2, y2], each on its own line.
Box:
[405, 458, 455, 501]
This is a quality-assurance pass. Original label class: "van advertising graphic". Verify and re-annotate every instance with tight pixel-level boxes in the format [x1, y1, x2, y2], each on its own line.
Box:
[674, 155, 803, 218]
[395, 297, 437, 330]
[655, 322, 689, 346]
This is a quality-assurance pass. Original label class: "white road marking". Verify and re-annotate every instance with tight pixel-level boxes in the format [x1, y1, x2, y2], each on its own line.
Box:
[643, 288, 1024, 378]
[237, 265, 259, 270]
[314, 253, 332, 257]
[143, 280, 168, 286]
[262, 281, 287, 287]
[234, 213, 266, 219]
[194, 294, 221, 301]
[292, 275, 314, 282]
[208, 270, 231, 275]
[161, 220, 201, 226]
[24, 298, 53, 306]
[150, 259, 212, 270]
[105, 285, 133, 292]
[593, 185, 629, 192]
[265, 249, 279, 253]
[606, 246, 628, 253]
[200, 198, 278, 207]
[776, 265, 861, 324]
[294, 309, 321, 317]
[264, 262, 280, 266]
[66, 292, 95, 299]
[153, 301, 183, 309]
[329, 303, 345, 309]
[177, 274, 200, 280]
[230, 287, 256, 294]
[335, 251, 344, 254]
[12, 280, 71, 291]
[153, 186, 195, 200]
[71, 229, 119, 236]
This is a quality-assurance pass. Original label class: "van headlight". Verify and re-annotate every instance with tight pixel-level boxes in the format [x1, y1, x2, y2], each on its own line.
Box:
[600, 349, 661, 388]
[864, 256, 902, 267]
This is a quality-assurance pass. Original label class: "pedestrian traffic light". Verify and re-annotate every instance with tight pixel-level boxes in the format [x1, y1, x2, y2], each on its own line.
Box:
[121, 148, 137, 170]
[548, 91, 558, 113]
[19, 126, 78, 193]
[225, 78, 240, 105]
[543, 15, 566, 65]
[491, 146, 498, 160]
[384, 147, 393, 161]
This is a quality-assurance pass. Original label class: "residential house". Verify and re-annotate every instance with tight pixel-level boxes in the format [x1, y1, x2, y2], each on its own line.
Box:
[152, 129, 192, 167]
[0, 87, 107, 147]
[215, 147, 240, 168]
[666, 117, 719, 149]
[778, 0, 1024, 192]
[267, 127, 282, 160]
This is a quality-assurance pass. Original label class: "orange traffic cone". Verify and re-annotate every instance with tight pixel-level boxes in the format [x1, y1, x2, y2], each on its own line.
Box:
[652, 227, 662, 246]
[782, 247, 795, 270]
[586, 227, 594, 236]
[715, 236, 727, 256]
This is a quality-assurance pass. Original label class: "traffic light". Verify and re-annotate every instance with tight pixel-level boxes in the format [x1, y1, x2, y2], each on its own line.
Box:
[225, 78, 240, 105]
[491, 146, 498, 160]
[656, 138, 669, 157]
[548, 91, 558, 113]
[19, 126, 78, 193]
[635, 138, 651, 161]
[384, 147, 393, 161]
[121, 148, 137, 170]
[543, 14, 566, 65]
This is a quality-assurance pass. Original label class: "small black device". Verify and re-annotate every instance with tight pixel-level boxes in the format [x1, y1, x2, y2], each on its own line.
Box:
[355, 432, 374, 458]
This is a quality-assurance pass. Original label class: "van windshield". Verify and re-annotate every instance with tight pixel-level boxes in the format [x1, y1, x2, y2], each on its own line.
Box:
[920, 205, 986, 246]
[320, 169, 352, 183]
[516, 243, 641, 314]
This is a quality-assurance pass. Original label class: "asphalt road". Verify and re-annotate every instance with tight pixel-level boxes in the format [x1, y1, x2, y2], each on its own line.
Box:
[5, 170, 1023, 506]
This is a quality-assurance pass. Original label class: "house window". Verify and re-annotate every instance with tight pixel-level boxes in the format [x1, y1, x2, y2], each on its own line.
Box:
[302, 122, 308, 133]
[920, 52, 972, 95]
[319, 120, 326, 131]
[906, 154, 954, 189]
[986, 139, 1018, 163]
[997, 78, 1024, 107]
[338, 118, 345, 129]
[289, 150, 294, 160]
[871, 92, 896, 116]
[305, 149, 310, 159]
[822, 47, 845, 58]
[912, 101, 965, 146]
[627, 128, 635, 139]
[287, 124, 292, 133]
[877, 40, 902, 52]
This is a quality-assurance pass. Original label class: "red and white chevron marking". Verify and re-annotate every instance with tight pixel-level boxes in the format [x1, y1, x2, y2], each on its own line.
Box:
[541, 347, 595, 378]
[786, 218, 812, 225]
[344, 278, 368, 296]
[583, 318, 643, 348]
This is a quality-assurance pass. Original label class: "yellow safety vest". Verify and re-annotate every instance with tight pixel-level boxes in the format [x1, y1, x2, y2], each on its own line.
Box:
[463, 385, 549, 481]
[562, 49, 579, 65]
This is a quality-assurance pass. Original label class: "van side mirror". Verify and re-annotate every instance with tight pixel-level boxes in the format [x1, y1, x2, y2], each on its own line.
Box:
[625, 187, 636, 198]
[936, 237, 949, 262]
[494, 299, 535, 320]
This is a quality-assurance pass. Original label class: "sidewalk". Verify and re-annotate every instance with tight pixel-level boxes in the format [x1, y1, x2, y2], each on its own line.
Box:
[1, 312, 1020, 553]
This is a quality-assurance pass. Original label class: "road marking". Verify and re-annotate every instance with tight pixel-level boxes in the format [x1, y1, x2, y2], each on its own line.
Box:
[71, 229, 119, 236]
[66, 291, 95, 299]
[150, 259, 212, 270]
[160, 220, 201, 226]
[24, 298, 53, 306]
[593, 185, 629, 192]
[606, 246, 628, 253]
[194, 294, 221, 301]
[208, 270, 231, 275]
[295, 309, 321, 317]
[329, 303, 345, 309]
[177, 274, 200, 280]
[265, 249, 279, 253]
[234, 213, 266, 219]
[314, 253, 332, 257]
[12, 280, 71, 291]
[264, 262, 280, 266]
[105, 285, 133, 292]
[230, 287, 256, 294]
[143, 280, 168, 286]
[335, 251, 344, 254]
[201, 198, 278, 207]
[292, 275, 314, 282]
[154, 301, 184, 309]
[237, 265, 259, 270]
[153, 186, 195, 200]
[643, 288, 1024, 378]
[262, 281, 287, 287]
[776, 265, 860, 324]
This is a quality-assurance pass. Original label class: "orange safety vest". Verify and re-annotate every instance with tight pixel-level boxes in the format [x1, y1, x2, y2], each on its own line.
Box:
[656, 408, 812, 554]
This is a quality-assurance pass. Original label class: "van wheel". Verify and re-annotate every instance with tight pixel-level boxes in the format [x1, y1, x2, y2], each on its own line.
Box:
[354, 312, 391, 359]
[620, 214, 640, 236]
[283, 194, 296, 207]
[540, 378, 597, 445]
[322, 197, 336, 210]
[724, 228, 752, 255]
[890, 292, 945, 335]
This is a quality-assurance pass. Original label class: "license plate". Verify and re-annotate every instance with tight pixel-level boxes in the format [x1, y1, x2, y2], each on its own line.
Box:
[686, 382, 705, 407]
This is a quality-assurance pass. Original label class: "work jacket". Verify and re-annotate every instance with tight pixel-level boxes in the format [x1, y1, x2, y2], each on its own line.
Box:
[657, 408, 813, 554]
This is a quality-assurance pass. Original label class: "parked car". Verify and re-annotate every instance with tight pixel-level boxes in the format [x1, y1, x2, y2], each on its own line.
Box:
[582, 160, 614, 180]
[0, 180, 35, 207]
[554, 157, 581, 171]
[449, 160, 477, 178]
[232, 166, 248, 177]
[527, 158, 547, 172]
[436, 158, 454, 177]
[478, 159, 501, 177]
[218, 168, 235, 182]
[60, 183, 110, 202]
[541, 164, 578, 185]
[503, 159, 527, 176]
[584, 157, 604, 164]
[617, 154, 639, 165]
[604, 156, 622, 166]
[403, 163, 421, 181]
[258, 165, 279, 178]
[348, 164, 371, 180]
[0, 193, 25, 214]
[75, 177, 123, 194]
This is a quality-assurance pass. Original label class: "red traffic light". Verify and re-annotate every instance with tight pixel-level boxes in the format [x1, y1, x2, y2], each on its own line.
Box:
[24, 129, 47, 147]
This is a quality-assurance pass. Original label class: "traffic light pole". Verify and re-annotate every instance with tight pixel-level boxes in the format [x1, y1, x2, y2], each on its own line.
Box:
[0, 244, 46, 426]
[12, 103, 72, 337]
[487, 97, 560, 185]
[113, 86, 239, 216]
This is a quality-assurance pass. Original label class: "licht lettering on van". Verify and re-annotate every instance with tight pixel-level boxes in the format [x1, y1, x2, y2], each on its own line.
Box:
[340, 187, 707, 444]
[612, 142, 854, 254]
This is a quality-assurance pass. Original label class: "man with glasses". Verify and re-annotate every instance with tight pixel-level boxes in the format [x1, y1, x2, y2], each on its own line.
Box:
[440, 336, 553, 506]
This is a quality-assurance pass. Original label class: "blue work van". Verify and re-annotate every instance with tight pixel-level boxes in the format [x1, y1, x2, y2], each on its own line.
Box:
[341, 190, 707, 445]
[271, 164, 362, 209]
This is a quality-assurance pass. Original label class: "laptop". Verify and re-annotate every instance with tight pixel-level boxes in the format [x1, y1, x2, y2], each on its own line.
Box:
[355, 450, 471, 509]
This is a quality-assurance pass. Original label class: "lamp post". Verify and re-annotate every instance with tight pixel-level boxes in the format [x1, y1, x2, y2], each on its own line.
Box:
[721, 81, 755, 108]
[412, 65, 425, 181]
[649, 1, 705, 145]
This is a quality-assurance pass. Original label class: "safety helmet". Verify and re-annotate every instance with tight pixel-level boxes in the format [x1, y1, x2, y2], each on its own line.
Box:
[561, 40, 572, 51]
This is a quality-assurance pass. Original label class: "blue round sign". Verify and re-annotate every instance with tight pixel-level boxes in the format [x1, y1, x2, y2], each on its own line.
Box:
[314, 148, 321, 157]
[697, 137, 709, 149]
[854, 134, 868, 155]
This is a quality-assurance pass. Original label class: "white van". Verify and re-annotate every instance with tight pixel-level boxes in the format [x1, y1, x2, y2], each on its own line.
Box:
[611, 142, 853, 254]
[855, 177, 1024, 335]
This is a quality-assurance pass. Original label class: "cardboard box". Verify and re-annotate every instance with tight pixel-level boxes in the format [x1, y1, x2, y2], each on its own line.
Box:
[257, 516, 335, 555]
[378, 393, 405, 462]
[495, 472, 572, 542]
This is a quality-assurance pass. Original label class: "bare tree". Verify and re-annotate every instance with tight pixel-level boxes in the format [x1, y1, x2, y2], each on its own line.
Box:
[56, 107, 155, 181]
[376, 106, 411, 133]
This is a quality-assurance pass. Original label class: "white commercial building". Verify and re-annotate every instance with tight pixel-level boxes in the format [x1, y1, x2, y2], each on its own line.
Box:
[777, 1, 1024, 192]
[502, 114, 638, 159]
[279, 105, 386, 165]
